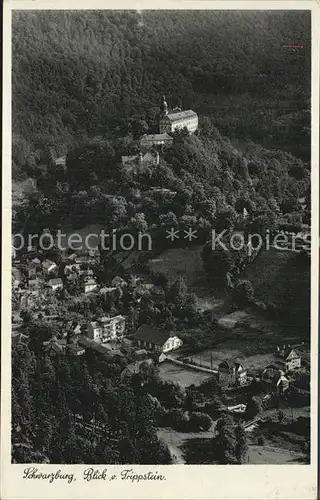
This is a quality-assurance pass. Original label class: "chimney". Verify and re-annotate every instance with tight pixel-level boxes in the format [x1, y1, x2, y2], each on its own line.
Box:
[139, 152, 143, 165]
[156, 151, 160, 165]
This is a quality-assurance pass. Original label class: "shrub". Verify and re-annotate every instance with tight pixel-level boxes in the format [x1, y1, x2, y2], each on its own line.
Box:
[188, 412, 213, 432]
[165, 408, 189, 432]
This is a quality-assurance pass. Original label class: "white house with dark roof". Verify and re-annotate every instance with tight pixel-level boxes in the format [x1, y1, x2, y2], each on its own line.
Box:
[218, 359, 247, 387]
[48, 277, 63, 291]
[132, 324, 183, 353]
[274, 345, 301, 371]
[140, 133, 173, 149]
[158, 96, 198, 134]
[121, 151, 160, 167]
[42, 259, 58, 275]
[83, 277, 97, 294]
[262, 366, 290, 394]
[87, 315, 126, 343]
[43, 336, 67, 355]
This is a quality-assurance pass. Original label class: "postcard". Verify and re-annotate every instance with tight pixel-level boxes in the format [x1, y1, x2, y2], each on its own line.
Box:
[1, 1, 319, 499]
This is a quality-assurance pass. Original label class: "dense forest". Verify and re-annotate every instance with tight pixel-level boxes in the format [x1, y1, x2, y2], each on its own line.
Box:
[12, 9, 311, 177]
[11, 10, 311, 465]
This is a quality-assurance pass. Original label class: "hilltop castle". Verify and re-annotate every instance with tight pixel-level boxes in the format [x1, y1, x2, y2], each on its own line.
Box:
[158, 95, 198, 134]
[140, 96, 198, 150]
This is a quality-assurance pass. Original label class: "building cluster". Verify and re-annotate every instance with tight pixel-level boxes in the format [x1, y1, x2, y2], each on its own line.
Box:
[12, 242, 185, 365]
[139, 95, 198, 151]
[217, 345, 302, 395]
[12, 245, 101, 303]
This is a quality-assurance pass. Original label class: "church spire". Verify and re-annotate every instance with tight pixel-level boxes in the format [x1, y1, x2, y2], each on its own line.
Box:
[160, 95, 168, 116]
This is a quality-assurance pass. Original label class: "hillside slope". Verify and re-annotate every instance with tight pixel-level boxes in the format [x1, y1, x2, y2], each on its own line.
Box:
[12, 10, 311, 173]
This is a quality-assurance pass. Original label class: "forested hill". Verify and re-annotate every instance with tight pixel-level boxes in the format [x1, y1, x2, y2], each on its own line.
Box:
[12, 10, 311, 174]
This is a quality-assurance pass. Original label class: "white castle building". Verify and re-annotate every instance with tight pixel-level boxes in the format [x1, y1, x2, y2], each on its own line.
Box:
[158, 95, 198, 134]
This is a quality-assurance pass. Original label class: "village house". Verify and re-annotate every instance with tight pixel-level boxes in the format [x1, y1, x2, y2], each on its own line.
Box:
[12, 331, 29, 346]
[133, 349, 149, 361]
[78, 336, 113, 356]
[121, 151, 160, 168]
[132, 325, 183, 354]
[42, 259, 58, 275]
[43, 336, 67, 356]
[121, 358, 154, 383]
[64, 263, 81, 275]
[103, 349, 125, 363]
[28, 278, 42, 291]
[12, 268, 23, 290]
[274, 345, 301, 371]
[111, 276, 127, 289]
[31, 257, 41, 268]
[218, 360, 247, 387]
[70, 321, 82, 335]
[48, 277, 63, 291]
[83, 277, 97, 293]
[28, 266, 37, 279]
[100, 286, 117, 296]
[66, 340, 85, 356]
[140, 133, 173, 149]
[87, 315, 126, 343]
[262, 366, 290, 394]
[133, 283, 154, 301]
[67, 252, 78, 262]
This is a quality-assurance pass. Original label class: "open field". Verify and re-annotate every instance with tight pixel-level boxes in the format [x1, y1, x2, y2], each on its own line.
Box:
[158, 361, 214, 388]
[248, 445, 305, 464]
[185, 301, 310, 372]
[157, 424, 216, 464]
[149, 246, 204, 287]
[149, 246, 227, 312]
[191, 336, 309, 374]
[243, 248, 310, 325]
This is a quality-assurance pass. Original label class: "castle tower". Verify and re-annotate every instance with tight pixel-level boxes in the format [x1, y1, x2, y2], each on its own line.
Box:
[159, 95, 168, 117]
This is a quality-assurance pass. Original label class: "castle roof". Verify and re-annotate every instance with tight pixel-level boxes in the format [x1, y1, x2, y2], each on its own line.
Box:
[141, 133, 172, 142]
[164, 110, 197, 122]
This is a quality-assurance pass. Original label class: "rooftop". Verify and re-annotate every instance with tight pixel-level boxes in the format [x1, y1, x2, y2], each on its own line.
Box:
[78, 336, 112, 355]
[165, 110, 197, 121]
[219, 359, 246, 371]
[49, 278, 63, 286]
[42, 259, 57, 269]
[132, 324, 173, 346]
[141, 133, 172, 142]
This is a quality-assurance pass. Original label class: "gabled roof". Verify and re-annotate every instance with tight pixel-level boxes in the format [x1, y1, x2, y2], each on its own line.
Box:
[43, 337, 67, 353]
[164, 110, 197, 122]
[67, 344, 85, 355]
[141, 133, 172, 142]
[42, 259, 57, 269]
[84, 278, 97, 285]
[133, 324, 173, 346]
[48, 278, 63, 286]
[283, 347, 300, 360]
[111, 276, 127, 286]
[277, 374, 289, 386]
[122, 359, 153, 377]
[219, 359, 245, 371]
[121, 155, 139, 164]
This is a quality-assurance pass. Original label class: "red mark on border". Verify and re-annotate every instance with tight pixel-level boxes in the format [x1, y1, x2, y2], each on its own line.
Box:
[282, 44, 304, 49]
